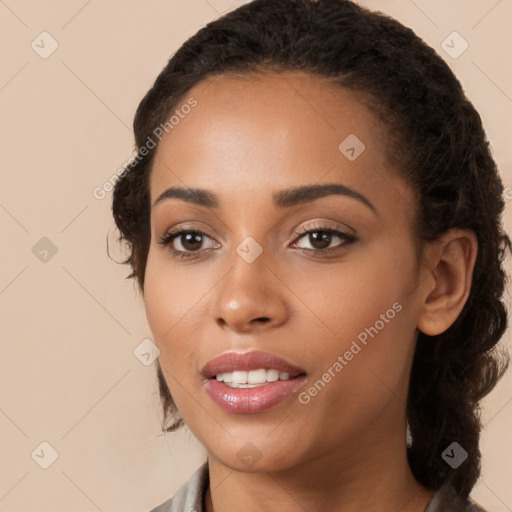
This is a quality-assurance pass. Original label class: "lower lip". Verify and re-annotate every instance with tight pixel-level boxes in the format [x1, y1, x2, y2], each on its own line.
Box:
[205, 375, 307, 414]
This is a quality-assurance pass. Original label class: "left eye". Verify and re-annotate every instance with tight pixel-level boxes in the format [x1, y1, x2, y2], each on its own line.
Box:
[292, 228, 356, 252]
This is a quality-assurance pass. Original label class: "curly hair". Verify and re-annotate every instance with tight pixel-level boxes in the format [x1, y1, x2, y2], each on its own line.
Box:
[111, 0, 511, 500]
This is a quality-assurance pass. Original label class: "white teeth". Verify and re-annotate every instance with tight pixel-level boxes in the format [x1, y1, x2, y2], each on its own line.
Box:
[215, 368, 295, 387]
[266, 369, 279, 382]
[248, 368, 267, 384]
[232, 371, 248, 384]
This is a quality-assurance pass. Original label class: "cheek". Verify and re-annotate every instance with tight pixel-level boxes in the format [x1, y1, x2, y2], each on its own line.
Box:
[143, 249, 217, 388]
[289, 238, 416, 343]
[143, 251, 171, 338]
[291, 237, 418, 403]
[144, 249, 204, 337]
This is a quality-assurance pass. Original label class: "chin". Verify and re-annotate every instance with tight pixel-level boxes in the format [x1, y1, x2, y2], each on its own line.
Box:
[205, 435, 304, 474]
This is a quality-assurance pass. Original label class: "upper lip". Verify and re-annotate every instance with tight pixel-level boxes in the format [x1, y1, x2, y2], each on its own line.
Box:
[201, 350, 306, 379]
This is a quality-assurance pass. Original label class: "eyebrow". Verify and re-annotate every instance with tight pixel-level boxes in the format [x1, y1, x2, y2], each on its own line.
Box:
[152, 183, 376, 214]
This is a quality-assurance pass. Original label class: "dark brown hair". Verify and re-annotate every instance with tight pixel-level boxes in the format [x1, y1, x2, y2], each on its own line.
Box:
[111, 0, 510, 499]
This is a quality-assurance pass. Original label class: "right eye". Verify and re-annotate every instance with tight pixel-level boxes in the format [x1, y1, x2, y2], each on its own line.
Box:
[158, 228, 220, 259]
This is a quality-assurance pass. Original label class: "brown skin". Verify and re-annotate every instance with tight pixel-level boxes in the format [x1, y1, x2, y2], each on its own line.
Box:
[144, 72, 477, 512]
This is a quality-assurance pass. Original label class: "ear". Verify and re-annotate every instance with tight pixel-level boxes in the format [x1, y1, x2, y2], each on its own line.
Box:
[417, 229, 478, 336]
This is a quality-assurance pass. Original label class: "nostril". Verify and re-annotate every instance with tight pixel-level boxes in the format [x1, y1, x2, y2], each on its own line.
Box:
[252, 317, 270, 324]
[215, 316, 271, 330]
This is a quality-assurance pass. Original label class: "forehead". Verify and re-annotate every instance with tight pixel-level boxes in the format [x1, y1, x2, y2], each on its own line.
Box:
[149, 71, 412, 216]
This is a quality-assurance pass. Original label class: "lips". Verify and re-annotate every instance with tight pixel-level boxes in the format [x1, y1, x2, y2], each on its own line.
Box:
[201, 350, 307, 414]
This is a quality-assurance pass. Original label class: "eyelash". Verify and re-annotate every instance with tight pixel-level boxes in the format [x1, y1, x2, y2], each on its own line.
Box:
[158, 222, 356, 260]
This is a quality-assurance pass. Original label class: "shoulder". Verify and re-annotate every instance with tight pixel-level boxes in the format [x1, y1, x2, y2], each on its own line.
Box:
[426, 482, 487, 512]
[148, 462, 209, 512]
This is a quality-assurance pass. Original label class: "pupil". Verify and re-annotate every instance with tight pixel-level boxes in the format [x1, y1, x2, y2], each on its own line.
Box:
[311, 231, 330, 249]
[183, 233, 202, 250]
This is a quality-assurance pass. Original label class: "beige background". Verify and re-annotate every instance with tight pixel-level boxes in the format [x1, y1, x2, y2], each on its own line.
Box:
[0, 0, 511, 510]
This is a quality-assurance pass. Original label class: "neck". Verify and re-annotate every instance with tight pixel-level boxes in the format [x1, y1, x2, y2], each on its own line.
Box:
[204, 431, 435, 512]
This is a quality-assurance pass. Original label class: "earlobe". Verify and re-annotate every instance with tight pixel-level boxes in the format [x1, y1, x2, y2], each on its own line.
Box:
[417, 229, 478, 336]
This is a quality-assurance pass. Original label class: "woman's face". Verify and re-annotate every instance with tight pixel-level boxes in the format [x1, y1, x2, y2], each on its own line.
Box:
[144, 71, 426, 472]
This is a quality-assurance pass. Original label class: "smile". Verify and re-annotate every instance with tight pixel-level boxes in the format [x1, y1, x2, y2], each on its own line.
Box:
[201, 350, 307, 413]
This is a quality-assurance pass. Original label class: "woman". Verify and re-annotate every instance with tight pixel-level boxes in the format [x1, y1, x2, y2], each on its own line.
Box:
[112, 0, 510, 510]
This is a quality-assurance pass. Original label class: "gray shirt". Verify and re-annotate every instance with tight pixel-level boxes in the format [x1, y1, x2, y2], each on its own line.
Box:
[150, 462, 486, 512]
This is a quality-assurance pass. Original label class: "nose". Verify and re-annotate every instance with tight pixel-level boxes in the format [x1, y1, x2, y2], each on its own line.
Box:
[212, 251, 289, 333]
